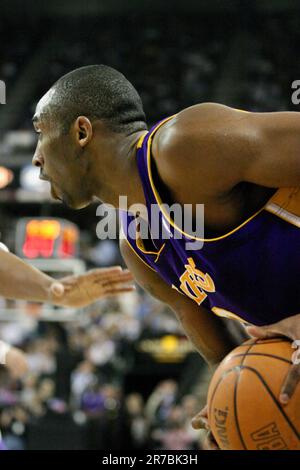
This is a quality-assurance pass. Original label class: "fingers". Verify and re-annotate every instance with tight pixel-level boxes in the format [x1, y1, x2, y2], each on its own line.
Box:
[203, 431, 219, 450]
[59, 268, 133, 288]
[192, 406, 220, 450]
[245, 325, 277, 339]
[192, 415, 208, 430]
[246, 315, 297, 340]
[105, 286, 136, 296]
[93, 272, 135, 296]
[80, 268, 134, 286]
[192, 405, 209, 430]
[86, 267, 127, 280]
[100, 271, 134, 287]
[280, 363, 300, 405]
[292, 346, 300, 365]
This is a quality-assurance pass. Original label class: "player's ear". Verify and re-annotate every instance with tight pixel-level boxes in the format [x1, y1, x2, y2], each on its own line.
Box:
[74, 116, 93, 147]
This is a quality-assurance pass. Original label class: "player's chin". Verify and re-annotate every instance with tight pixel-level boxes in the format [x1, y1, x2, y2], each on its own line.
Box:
[50, 184, 62, 201]
[63, 194, 91, 210]
[51, 184, 91, 209]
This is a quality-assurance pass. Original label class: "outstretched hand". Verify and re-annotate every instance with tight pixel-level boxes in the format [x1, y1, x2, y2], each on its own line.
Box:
[49, 266, 135, 308]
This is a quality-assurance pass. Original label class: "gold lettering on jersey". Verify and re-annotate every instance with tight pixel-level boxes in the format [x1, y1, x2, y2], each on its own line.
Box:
[179, 258, 215, 305]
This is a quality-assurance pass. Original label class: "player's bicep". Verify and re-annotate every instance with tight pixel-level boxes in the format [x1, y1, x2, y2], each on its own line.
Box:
[242, 111, 300, 188]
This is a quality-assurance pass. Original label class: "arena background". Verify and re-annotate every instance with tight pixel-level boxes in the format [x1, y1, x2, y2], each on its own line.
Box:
[0, 0, 298, 450]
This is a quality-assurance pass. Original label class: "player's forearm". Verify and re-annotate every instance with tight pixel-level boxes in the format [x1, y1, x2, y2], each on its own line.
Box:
[172, 302, 237, 368]
[0, 249, 52, 302]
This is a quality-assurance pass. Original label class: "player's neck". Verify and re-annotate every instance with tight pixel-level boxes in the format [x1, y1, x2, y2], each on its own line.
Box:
[91, 128, 148, 211]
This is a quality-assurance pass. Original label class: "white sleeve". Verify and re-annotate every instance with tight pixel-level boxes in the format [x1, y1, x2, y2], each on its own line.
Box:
[0, 341, 11, 364]
[0, 244, 12, 365]
[0, 242, 9, 252]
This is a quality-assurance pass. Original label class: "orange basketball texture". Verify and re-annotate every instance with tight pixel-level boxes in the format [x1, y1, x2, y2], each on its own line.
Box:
[207, 338, 300, 450]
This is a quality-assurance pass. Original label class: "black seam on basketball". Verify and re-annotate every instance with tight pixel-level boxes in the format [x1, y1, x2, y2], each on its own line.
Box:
[234, 370, 247, 450]
[239, 339, 290, 347]
[208, 368, 240, 449]
[238, 365, 300, 441]
[230, 353, 292, 365]
[234, 341, 258, 450]
[255, 338, 290, 344]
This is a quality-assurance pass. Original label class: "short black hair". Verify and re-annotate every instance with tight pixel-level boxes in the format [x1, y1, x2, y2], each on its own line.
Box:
[45, 65, 147, 134]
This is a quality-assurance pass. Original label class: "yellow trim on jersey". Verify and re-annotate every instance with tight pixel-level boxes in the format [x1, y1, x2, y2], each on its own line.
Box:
[136, 236, 166, 262]
[136, 131, 148, 149]
[171, 284, 184, 295]
[234, 108, 250, 113]
[146, 115, 266, 242]
[123, 234, 156, 272]
[154, 243, 166, 263]
[211, 306, 246, 323]
[136, 237, 159, 257]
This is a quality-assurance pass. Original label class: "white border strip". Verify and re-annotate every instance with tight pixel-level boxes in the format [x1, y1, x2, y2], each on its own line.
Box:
[265, 202, 300, 228]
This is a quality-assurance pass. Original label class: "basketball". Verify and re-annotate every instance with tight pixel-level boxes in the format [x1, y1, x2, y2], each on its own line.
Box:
[207, 338, 300, 450]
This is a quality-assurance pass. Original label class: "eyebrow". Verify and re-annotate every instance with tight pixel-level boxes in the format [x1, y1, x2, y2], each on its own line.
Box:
[32, 115, 38, 122]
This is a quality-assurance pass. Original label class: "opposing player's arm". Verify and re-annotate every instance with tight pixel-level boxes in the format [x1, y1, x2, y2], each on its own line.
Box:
[0, 246, 134, 307]
[120, 235, 237, 367]
[0, 247, 52, 302]
[153, 103, 300, 195]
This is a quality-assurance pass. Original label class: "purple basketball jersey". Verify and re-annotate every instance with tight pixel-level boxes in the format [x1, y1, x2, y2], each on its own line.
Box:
[120, 116, 300, 326]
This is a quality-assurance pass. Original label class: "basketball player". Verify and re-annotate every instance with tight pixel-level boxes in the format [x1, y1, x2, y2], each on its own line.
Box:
[31, 65, 300, 447]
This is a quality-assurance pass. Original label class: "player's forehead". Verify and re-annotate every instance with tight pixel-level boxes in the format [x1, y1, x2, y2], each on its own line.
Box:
[33, 88, 56, 125]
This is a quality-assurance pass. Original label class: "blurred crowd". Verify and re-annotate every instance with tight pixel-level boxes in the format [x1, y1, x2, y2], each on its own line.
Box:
[237, 15, 299, 112]
[1, 13, 299, 136]
[0, 14, 230, 132]
[0, 288, 203, 450]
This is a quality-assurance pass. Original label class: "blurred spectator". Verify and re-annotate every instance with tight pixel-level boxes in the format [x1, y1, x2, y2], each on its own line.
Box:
[145, 380, 178, 428]
[71, 360, 97, 406]
[81, 383, 104, 417]
[152, 405, 196, 450]
[87, 330, 116, 367]
[124, 393, 148, 450]
[26, 339, 56, 376]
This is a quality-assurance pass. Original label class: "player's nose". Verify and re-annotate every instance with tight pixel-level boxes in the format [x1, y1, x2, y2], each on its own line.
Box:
[32, 152, 43, 168]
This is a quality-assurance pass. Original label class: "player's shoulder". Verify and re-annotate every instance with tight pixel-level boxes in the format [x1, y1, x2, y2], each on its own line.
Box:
[151, 103, 259, 195]
[152, 103, 248, 162]
[176, 102, 239, 124]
